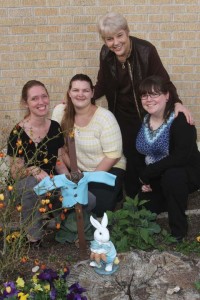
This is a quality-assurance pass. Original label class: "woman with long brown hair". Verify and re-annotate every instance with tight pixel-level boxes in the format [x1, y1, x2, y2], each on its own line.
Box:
[58, 74, 126, 217]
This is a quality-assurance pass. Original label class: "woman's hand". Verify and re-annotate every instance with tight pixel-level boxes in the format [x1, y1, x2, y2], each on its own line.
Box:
[174, 103, 194, 125]
[34, 169, 49, 182]
[141, 184, 152, 193]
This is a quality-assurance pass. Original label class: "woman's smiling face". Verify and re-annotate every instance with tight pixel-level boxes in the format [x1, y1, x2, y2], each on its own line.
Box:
[141, 89, 169, 118]
[26, 85, 50, 117]
[68, 80, 94, 109]
[104, 29, 130, 59]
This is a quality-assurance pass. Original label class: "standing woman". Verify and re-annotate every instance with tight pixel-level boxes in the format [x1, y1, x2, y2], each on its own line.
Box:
[7, 80, 69, 244]
[60, 74, 126, 217]
[93, 12, 193, 199]
[136, 76, 200, 241]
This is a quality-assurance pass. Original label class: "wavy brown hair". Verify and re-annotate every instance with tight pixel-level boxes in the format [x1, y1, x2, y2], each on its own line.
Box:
[61, 74, 94, 146]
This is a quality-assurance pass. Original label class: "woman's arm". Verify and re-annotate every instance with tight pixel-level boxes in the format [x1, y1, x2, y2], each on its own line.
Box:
[95, 156, 120, 172]
[9, 156, 48, 181]
[55, 147, 71, 176]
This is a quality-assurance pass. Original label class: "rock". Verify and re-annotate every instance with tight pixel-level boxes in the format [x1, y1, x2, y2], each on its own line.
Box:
[67, 250, 200, 299]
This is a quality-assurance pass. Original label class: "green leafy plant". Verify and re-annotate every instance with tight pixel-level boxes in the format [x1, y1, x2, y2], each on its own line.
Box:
[107, 195, 161, 252]
[194, 280, 200, 292]
[174, 240, 200, 256]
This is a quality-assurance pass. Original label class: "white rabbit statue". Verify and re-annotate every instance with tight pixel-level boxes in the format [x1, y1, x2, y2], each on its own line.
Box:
[90, 213, 119, 272]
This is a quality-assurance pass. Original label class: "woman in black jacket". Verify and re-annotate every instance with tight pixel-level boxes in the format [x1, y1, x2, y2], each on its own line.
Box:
[136, 75, 200, 241]
[94, 12, 193, 199]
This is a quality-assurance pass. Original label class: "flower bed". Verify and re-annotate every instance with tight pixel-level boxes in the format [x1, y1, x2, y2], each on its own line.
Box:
[0, 266, 87, 300]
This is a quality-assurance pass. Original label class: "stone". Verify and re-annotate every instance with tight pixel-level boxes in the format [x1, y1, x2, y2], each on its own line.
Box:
[67, 250, 200, 299]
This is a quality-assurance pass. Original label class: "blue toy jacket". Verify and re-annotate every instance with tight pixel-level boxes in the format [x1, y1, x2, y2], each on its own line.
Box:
[90, 240, 117, 264]
[34, 171, 116, 208]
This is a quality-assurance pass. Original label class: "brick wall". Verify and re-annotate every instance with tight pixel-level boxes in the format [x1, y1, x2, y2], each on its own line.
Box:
[0, 0, 199, 145]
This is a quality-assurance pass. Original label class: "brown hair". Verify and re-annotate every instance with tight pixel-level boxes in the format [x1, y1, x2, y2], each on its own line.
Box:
[61, 74, 94, 145]
[139, 75, 175, 120]
[21, 80, 49, 118]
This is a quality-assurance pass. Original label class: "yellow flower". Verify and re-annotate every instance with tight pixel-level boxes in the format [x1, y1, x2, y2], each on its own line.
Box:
[44, 284, 50, 291]
[16, 139, 22, 147]
[41, 199, 46, 205]
[43, 158, 48, 164]
[16, 277, 25, 288]
[68, 130, 75, 138]
[114, 257, 120, 264]
[11, 231, 20, 239]
[6, 231, 20, 243]
[6, 235, 11, 243]
[33, 283, 43, 292]
[16, 204, 22, 212]
[32, 274, 39, 284]
[0, 193, 4, 200]
[18, 292, 29, 300]
[196, 236, 200, 242]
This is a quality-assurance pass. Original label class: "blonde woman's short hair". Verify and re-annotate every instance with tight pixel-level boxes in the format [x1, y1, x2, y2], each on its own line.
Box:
[98, 12, 130, 39]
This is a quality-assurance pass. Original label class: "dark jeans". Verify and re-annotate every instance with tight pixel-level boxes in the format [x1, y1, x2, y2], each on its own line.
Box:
[88, 167, 125, 217]
[124, 153, 141, 199]
[139, 167, 198, 238]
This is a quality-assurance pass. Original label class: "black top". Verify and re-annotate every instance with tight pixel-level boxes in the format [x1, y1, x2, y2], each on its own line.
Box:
[137, 113, 200, 187]
[7, 120, 64, 175]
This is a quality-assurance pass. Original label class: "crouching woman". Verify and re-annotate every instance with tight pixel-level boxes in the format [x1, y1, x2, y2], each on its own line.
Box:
[136, 75, 200, 242]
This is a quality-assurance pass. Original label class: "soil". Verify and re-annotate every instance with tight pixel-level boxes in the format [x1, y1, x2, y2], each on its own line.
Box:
[1, 191, 200, 283]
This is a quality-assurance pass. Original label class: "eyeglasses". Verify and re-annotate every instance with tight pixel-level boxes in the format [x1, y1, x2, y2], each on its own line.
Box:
[141, 93, 162, 100]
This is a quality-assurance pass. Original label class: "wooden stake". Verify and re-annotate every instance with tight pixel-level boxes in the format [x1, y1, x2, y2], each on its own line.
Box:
[67, 131, 87, 255]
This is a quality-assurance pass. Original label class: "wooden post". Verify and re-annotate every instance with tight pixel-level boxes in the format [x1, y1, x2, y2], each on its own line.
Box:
[67, 131, 87, 255]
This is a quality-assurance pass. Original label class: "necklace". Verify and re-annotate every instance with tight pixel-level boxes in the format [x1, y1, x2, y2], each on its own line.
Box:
[121, 62, 126, 69]
[22, 118, 49, 147]
[119, 39, 132, 69]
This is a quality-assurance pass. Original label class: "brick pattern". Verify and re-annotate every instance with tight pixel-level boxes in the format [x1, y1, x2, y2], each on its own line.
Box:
[0, 1, 199, 145]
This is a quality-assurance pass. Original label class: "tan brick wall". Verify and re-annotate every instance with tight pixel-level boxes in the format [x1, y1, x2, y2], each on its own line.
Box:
[0, 0, 200, 145]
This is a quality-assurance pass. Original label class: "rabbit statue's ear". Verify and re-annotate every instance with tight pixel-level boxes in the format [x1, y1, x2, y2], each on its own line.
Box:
[90, 215, 101, 230]
[101, 213, 108, 228]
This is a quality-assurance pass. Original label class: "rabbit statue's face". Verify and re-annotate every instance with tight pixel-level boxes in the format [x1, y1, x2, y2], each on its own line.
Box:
[94, 228, 110, 243]
[90, 213, 110, 244]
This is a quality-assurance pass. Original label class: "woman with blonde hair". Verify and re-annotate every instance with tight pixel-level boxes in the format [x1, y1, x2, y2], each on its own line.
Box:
[93, 12, 193, 199]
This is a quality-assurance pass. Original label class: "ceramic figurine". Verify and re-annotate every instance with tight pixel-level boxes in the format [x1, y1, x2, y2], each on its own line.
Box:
[90, 213, 119, 274]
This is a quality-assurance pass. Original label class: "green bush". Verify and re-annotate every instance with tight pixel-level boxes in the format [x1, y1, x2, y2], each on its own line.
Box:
[107, 195, 161, 252]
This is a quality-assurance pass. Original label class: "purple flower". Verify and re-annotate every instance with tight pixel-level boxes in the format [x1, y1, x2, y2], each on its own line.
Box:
[37, 269, 59, 282]
[66, 282, 87, 300]
[69, 282, 86, 294]
[66, 293, 87, 300]
[2, 281, 19, 298]
[50, 286, 57, 300]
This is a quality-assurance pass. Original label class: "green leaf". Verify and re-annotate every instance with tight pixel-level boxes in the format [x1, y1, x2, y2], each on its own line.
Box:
[148, 223, 161, 234]
[139, 228, 149, 243]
